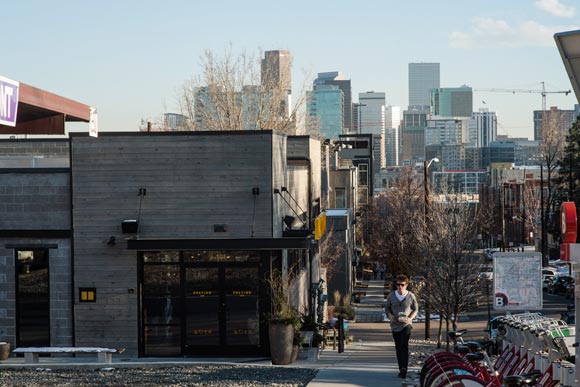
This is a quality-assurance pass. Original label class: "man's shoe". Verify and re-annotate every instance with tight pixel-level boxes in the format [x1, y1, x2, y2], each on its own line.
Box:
[400, 368, 407, 379]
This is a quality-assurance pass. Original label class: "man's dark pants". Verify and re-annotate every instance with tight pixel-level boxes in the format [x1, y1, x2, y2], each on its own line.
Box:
[392, 325, 412, 372]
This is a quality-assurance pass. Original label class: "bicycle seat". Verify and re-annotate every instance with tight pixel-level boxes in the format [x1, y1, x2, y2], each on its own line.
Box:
[502, 370, 542, 386]
[465, 352, 484, 362]
[448, 329, 468, 339]
[455, 345, 470, 355]
[465, 341, 481, 352]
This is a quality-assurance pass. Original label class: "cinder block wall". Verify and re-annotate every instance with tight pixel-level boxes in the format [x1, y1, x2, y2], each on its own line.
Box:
[0, 140, 72, 348]
[70, 131, 287, 356]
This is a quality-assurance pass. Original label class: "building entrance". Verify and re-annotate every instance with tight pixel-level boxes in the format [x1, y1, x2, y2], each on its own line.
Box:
[140, 251, 264, 357]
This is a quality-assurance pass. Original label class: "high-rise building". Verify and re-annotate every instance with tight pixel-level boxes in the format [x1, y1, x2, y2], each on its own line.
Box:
[314, 72, 352, 132]
[358, 92, 386, 184]
[358, 92, 386, 134]
[471, 108, 497, 148]
[401, 106, 429, 165]
[385, 106, 401, 166]
[306, 84, 344, 139]
[408, 63, 440, 107]
[425, 117, 467, 146]
[261, 50, 292, 117]
[430, 86, 473, 118]
[533, 106, 577, 141]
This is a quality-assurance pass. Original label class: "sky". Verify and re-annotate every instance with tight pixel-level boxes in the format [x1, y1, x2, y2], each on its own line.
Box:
[3, 0, 580, 139]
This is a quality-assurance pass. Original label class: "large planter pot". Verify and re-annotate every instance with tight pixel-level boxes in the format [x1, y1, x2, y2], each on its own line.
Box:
[268, 323, 294, 365]
[0, 342, 10, 361]
[290, 345, 300, 363]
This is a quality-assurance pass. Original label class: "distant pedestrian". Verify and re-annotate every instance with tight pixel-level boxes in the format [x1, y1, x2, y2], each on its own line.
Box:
[379, 263, 385, 280]
[385, 274, 418, 379]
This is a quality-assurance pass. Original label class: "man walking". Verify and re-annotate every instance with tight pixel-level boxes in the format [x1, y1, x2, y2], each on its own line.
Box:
[385, 274, 418, 379]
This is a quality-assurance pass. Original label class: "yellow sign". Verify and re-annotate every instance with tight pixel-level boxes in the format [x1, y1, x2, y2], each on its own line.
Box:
[232, 290, 253, 296]
[314, 212, 327, 240]
[191, 290, 214, 296]
[191, 329, 213, 335]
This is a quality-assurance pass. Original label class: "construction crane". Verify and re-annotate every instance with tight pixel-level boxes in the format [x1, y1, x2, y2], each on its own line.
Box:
[475, 82, 571, 112]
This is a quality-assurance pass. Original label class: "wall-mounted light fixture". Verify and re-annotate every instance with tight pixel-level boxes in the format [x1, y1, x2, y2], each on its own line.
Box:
[121, 188, 147, 234]
[121, 220, 139, 234]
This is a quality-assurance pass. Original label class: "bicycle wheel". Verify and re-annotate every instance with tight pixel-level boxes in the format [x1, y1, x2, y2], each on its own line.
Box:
[434, 374, 487, 387]
[422, 359, 474, 387]
[420, 352, 464, 385]
[424, 363, 476, 387]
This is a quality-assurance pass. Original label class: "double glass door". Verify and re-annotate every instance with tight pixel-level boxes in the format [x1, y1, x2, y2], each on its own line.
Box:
[141, 254, 261, 357]
[185, 265, 260, 353]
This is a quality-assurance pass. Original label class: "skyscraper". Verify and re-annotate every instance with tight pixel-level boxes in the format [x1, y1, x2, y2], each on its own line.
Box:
[358, 92, 386, 184]
[401, 106, 429, 166]
[306, 84, 344, 139]
[385, 106, 401, 166]
[471, 108, 497, 147]
[358, 92, 386, 135]
[261, 50, 292, 117]
[408, 63, 440, 107]
[533, 106, 577, 141]
[430, 86, 473, 118]
[313, 72, 352, 132]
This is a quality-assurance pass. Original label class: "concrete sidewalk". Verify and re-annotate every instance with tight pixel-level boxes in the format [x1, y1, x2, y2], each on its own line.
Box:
[0, 279, 420, 386]
[305, 279, 417, 387]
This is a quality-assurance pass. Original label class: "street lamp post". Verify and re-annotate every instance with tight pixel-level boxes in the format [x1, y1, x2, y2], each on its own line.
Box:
[423, 157, 439, 340]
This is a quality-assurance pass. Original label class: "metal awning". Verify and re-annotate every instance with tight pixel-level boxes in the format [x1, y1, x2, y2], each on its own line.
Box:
[126, 237, 313, 251]
[0, 81, 90, 134]
[555, 29, 580, 104]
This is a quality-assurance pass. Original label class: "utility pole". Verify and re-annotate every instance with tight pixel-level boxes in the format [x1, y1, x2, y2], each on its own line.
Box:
[423, 157, 439, 340]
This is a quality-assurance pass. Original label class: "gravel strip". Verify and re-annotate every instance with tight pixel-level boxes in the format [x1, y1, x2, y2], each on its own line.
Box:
[0, 365, 318, 387]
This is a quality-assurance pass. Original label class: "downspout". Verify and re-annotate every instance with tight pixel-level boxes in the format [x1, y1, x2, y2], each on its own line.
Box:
[68, 136, 76, 346]
[286, 156, 316, 314]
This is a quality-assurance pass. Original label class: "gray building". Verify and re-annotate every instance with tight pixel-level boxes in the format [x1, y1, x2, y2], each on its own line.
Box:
[533, 106, 577, 141]
[408, 63, 440, 107]
[430, 86, 473, 118]
[0, 131, 324, 359]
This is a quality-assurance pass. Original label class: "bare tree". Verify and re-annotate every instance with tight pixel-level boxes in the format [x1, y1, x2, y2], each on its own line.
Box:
[413, 194, 481, 349]
[365, 167, 424, 277]
[177, 46, 310, 135]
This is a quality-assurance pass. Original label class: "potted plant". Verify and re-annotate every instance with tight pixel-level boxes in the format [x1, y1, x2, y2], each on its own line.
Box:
[266, 270, 301, 365]
[0, 342, 10, 361]
[290, 331, 306, 363]
[330, 291, 355, 353]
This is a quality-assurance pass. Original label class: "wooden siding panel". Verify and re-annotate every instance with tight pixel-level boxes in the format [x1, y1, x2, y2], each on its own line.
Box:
[70, 132, 282, 356]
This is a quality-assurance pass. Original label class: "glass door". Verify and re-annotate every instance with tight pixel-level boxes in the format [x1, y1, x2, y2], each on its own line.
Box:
[185, 267, 220, 348]
[224, 267, 260, 346]
[16, 249, 50, 347]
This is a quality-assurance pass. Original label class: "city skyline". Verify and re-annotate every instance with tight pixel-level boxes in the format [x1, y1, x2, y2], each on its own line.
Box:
[3, 0, 579, 139]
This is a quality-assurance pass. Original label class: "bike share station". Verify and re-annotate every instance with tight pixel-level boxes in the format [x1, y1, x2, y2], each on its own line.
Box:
[489, 202, 579, 387]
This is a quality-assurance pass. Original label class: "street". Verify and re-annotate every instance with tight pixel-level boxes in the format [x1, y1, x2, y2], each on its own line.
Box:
[410, 282, 573, 342]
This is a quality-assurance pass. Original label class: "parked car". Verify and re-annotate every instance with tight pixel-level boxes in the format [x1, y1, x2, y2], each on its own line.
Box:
[542, 274, 554, 292]
[478, 265, 493, 281]
[542, 267, 557, 276]
[547, 275, 574, 295]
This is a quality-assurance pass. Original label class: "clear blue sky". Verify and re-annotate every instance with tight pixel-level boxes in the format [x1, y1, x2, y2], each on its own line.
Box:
[4, 0, 579, 139]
